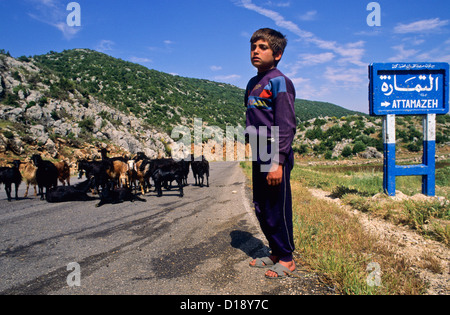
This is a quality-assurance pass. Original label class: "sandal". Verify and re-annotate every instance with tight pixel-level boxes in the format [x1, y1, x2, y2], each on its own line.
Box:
[265, 263, 294, 279]
[249, 257, 275, 268]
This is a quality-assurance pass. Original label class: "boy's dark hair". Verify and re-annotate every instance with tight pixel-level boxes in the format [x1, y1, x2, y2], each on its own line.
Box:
[250, 28, 288, 57]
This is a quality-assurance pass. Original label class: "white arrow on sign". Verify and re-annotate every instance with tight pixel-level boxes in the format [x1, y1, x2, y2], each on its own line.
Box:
[381, 101, 391, 107]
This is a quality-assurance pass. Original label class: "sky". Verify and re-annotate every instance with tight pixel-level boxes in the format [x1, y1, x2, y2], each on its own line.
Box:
[1, 0, 450, 114]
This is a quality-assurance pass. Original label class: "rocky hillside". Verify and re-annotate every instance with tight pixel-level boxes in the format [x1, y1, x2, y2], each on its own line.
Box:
[293, 114, 450, 161]
[0, 52, 174, 164]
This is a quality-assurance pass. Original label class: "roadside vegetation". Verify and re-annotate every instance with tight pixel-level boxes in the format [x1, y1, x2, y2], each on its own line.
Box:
[240, 159, 449, 295]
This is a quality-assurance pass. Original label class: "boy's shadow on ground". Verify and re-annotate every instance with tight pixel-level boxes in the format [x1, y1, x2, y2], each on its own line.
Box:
[230, 230, 270, 259]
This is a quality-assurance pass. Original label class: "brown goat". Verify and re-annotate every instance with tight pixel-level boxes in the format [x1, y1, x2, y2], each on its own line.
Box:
[134, 160, 149, 195]
[106, 160, 129, 188]
[126, 159, 138, 191]
[21, 161, 37, 198]
[54, 161, 71, 186]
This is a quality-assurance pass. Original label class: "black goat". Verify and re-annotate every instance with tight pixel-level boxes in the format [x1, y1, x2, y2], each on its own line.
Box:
[31, 154, 58, 200]
[179, 158, 191, 186]
[99, 148, 128, 163]
[191, 156, 209, 187]
[77, 159, 111, 193]
[0, 160, 22, 202]
[139, 158, 175, 190]
[151, 168, 184, 197]
[46, 179, 96, 203]
[96, 181, 146, 207]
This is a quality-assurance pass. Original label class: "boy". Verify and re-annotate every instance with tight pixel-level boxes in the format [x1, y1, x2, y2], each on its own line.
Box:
[245, 28, 297, 279]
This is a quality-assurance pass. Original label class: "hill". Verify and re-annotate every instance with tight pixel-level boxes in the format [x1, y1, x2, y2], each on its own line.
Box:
[293, 114, 450, 160]
[32, 49, 246, 133]
[295, 99, 365, 122]
[30, 49, 361, 125]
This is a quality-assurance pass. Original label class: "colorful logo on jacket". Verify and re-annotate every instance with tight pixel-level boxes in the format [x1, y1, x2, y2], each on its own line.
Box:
[247, 96, 272, 109]
[247, 85, 273, 110]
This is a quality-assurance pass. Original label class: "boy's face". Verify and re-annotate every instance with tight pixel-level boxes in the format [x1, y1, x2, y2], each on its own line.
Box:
[251, 39, 282, 72]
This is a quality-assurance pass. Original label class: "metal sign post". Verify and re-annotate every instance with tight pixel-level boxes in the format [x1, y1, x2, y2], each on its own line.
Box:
[369, 63, 449, 196]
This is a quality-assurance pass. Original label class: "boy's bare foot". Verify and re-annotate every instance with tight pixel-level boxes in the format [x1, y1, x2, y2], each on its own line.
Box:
[249, 255, 278, 267]
[265, 260, 296, 278]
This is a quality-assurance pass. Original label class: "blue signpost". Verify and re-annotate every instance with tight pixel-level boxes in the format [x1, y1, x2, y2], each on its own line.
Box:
[369, 63, 449, 196]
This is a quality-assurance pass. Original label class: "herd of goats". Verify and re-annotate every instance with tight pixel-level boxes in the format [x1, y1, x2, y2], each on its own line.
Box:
[0, 148, 210, 207]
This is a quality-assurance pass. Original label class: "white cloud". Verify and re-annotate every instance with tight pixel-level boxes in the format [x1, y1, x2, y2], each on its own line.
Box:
[54, 22, 80, 39]
[265, 1, 291, 8]
[291, 77, 319, 100]
[210, 65, 223, 71]
[299, 10, 317, 21]
[235, 0, 366, 66]
[394, 18, 449, 34]
[130, 57, 152, 64]
[285, 52, 335, 78]
[354, 29, 382, 37]
[299, 52, 335, 65]
[414, 39, 450, 63]
[236, 0, 315, 39]
[324, 67, 367, 87]
[95, 40, 115, 53]
[388, 44, 419, 62]
[214, 74, 241, 81]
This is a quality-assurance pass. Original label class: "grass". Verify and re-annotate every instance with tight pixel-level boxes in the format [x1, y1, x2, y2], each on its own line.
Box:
[292, 161, 450, 245]
[239, 160, 450, 295]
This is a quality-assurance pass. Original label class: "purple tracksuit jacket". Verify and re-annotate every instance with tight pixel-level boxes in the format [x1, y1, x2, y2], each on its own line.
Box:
[245, 68, 297, 262]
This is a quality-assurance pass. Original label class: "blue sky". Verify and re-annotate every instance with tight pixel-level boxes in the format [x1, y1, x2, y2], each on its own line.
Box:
[1, 0, 449, 114]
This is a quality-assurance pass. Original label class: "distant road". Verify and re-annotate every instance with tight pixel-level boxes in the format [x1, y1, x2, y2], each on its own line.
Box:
[0, 161, 331, 295]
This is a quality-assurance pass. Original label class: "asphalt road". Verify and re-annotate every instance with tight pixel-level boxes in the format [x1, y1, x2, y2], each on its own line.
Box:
[0, 161, 331, 295]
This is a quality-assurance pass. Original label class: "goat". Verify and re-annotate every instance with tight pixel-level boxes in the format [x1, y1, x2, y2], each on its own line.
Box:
[46, 179, 96, 203]
[139, 158, 179, 190]
[126, 159, 138, 192]
[133, 159, 152, 195]
[97, 148, 129, 188]
[77, 159, 110, 194]
[0, 160, 22, 202]
[21, 160, 37, 198]
[179, 158, 191, 186]
[132, 152, 148, 162]
[54, 160, 71, 186]
[31, 154, 58, 200]
[96, 181, 146, 207]
[99, 148, 128, 163]
[191, 156, 209, 187]
[106, 160, 129, 188]
[151, 167, 184, 198]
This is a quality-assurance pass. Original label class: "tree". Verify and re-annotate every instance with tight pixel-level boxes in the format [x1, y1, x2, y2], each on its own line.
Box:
[352, 141, 366, 154]
[342, 145, 353, 158]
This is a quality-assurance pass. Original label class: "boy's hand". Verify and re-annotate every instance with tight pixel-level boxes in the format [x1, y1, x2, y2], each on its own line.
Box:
[266, 163, 283, 186]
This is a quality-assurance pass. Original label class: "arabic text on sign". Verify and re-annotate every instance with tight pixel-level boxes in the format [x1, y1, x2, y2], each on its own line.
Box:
[380, 74, 439, 96]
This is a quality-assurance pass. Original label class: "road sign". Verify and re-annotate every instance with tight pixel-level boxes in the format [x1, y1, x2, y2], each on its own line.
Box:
[369, 62, 449, 197]
[369, 62, 449, 116]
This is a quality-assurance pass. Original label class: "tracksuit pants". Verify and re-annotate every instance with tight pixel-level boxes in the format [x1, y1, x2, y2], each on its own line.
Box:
[252, 149, 295, 262]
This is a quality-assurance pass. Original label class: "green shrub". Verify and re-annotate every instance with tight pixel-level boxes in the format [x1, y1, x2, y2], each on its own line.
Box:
[342, 145, 353, 157]
[352, 141, 366, 154]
